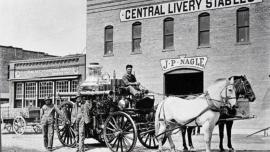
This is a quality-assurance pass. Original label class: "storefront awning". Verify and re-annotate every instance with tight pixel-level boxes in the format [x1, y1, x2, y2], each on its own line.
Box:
[9, 75, 80, 82]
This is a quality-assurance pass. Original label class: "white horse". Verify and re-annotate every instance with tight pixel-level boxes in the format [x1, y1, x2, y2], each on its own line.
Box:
[155, 77, 237, 152]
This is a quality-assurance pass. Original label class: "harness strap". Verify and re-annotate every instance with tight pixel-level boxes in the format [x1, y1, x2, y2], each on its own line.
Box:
[205, 92, 221, 112]
[156, 105, 211, 138]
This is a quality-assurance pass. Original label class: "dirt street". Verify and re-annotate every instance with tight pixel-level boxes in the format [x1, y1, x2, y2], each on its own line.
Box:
[1, 127, 270, 152]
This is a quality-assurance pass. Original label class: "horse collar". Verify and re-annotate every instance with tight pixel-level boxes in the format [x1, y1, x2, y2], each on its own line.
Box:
[205, 92, 221, 112]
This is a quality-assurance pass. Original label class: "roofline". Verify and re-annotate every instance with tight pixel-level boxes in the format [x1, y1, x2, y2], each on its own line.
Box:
[9, 54, 86, 64]
[0, 45, 53, 55]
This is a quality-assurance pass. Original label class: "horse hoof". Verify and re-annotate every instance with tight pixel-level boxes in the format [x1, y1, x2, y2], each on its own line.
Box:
[228, 147, 235, 151]
[183, 148, 188, 151]
[219, 148, 225, 152]
[190, 146, 194, 149]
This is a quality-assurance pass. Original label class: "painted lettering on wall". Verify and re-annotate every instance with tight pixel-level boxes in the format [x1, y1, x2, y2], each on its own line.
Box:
[160, 55, 208, 71]
[15, 67, 79, 79]
[120, 0, 262, 21]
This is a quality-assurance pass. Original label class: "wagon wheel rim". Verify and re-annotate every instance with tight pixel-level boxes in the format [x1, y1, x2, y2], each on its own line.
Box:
[33, 125, 42, 133]
[13, 116, 26, 135]
[104, 112, 137, 152]
[5, 123, 13, 133]
[56, 101, 76, 147]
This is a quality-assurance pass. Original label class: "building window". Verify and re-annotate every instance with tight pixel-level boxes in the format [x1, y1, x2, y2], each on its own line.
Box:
[15, 83, 23, 108]
[25, 82, 36, 107]
[198, 13, 210, 46]
[56, 80, 69, 93]
[39, 81, 53, 98]
[104, 25, 113, 55]
[15, 83, 23, 99]
[132, 22, 142, 53]
[163, 18, 174, 50]
[237, 7, 249, 43]
[71, 80, 79, 92]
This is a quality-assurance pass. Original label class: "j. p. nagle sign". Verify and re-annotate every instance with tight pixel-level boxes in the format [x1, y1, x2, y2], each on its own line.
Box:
[120, 0, 262, 21]
[160, 55, 208, 71]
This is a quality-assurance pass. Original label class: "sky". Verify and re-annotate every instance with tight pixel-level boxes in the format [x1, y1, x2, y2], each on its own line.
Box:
[0, 0, 86, 56]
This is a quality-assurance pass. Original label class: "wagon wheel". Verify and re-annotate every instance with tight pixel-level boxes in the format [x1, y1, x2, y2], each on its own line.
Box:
[137, 123, 167, 149]
[33, 125, 42, 133]
[103, 112, 137, 152]
[13, 116, 26, 135]
[55, 101, 76, 147]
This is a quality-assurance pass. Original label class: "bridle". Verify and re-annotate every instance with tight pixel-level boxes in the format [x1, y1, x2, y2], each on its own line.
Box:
[205, 82, 237, 110]
[234, 78, 253, 99]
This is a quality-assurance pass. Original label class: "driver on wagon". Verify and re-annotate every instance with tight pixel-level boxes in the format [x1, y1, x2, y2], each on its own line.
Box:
[122, 64, 148, 97]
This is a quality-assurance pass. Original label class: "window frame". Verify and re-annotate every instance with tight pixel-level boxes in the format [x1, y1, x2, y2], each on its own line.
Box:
[236, 7, 250, 43]
[163, 17, 174, 50]
[132, 22, 142, 53]
[104, 25, 114, 56]
[198, 12, 210, 47]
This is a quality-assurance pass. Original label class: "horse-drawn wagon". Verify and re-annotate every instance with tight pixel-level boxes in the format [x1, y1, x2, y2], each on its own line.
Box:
[55, 63, 164, 152]
[1, 104, 41, 135]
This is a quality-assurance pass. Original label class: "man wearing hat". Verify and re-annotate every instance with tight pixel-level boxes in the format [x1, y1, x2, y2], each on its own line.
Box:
[72, 94, 92, 152]
[122, 64, 148, 97]
[40, 97, 67, 151]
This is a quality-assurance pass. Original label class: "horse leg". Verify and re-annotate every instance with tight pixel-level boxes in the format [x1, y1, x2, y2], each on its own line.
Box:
[226, 121, 234, 151]
[167, 132, 176, 152]
[203, 122, 215, 152]
[181, 126, 188, 150]
[218, 123, 225, 151]
[157, 122, 166, 152]
[187, 127, 194, 149]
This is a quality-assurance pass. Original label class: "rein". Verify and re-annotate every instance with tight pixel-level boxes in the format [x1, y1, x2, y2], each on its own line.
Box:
[156, 82, 236, 138]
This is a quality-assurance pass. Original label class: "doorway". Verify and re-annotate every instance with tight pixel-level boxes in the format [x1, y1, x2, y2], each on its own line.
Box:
[164, 69, 203, 96]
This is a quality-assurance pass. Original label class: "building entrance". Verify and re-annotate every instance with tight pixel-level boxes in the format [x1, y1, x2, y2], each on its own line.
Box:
[164, 69, 203, 96]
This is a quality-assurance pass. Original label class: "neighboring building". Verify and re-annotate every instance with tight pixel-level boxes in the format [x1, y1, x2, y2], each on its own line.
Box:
[86, 0, 269, 131]
[0, 45, 55, 104]
[9, 54, 86, 108]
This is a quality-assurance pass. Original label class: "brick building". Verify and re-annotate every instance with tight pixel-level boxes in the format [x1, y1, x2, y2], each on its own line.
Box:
[8, 54, 86, 108]
[0, 45, 55, 104]
[86, 0, 269, 130]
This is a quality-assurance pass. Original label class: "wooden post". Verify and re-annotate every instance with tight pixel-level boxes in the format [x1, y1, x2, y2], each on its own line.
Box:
[0, 106, 2, 152]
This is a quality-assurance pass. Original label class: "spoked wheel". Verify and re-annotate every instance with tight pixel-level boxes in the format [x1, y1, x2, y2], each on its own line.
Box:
[103, 112, 137, 152]
[33, 125, 42, 133]
[13, 116, 26, 135]
[56, 101, 76, 147]
[137, 123, 167, 149]
[4, 123, 13, 133]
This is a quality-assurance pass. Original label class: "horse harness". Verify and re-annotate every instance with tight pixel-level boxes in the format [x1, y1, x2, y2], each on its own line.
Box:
[156, 83, 236, 137]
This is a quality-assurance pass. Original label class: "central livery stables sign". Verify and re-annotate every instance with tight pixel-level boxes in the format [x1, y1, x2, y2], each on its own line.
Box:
[120, 0, 262, 21]
[160, 55, 208, 71]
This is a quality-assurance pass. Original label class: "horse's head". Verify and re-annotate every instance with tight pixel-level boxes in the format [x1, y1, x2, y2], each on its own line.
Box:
[231, 75, 256, 102]
[222, 77, 237, 108]
[207, 78, 237, 109]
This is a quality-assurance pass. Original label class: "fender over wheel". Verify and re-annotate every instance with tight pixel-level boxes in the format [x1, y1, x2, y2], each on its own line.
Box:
[103, 112, 137, 152]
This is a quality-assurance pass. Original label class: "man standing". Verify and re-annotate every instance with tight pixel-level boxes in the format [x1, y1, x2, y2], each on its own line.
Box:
[40, 97, 66, 151]
[122, 64, 141, 97]
[77, 96, 92, 152]
[71, 94, 83, 149]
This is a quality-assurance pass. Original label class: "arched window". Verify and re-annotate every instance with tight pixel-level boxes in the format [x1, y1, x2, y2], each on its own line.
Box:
[237, 7, 249, 43]
[163, 17, 174, 49]
[132, 22, 142, 53]
[104, 25, 113, 55]
[198, 12, 210, 46]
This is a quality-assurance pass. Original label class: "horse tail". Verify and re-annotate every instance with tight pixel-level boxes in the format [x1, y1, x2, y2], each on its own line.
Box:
[155, 100, 164, 136]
